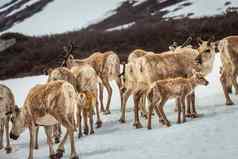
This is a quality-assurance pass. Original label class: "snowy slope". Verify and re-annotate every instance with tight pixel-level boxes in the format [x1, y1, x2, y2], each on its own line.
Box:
[1, 54, 238, 159]
[162, 0, 238, 18]
[2, 0, 127, 36]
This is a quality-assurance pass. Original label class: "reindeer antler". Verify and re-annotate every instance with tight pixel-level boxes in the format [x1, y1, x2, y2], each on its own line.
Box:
[61, 42, 75, 67]
[181, 36, 192, 48]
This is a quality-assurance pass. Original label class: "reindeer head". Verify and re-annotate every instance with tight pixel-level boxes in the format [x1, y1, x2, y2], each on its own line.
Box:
[195, 37, 216, 75]
[192, 70, 209, 86]
[9, 105, 25, 140]
[61, 42, 76, 68]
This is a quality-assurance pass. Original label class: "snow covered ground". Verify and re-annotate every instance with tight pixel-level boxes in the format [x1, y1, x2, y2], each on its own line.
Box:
[1, 54, 238, 159]
[162, 0, 238, 18]
[2, 0, 127, 36]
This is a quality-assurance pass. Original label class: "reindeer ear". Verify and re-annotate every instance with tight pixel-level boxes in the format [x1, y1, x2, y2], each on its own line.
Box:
[197, 37, 203, 45]
[207, 36, 215, 46]
[68, 54, 74, 60]
[47, 68, 53, 75]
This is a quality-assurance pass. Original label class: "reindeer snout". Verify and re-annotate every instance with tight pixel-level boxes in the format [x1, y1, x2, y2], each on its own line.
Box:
[205, 80, 209, 86]
[10, 132, 19, 140]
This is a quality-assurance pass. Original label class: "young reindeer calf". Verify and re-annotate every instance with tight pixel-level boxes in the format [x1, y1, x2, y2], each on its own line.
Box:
[77, 91, 96, 138]
[147, 70, 209, 129]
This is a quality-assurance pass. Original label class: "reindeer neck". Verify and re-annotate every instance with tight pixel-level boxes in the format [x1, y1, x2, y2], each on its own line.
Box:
[188, 77, 198, 90]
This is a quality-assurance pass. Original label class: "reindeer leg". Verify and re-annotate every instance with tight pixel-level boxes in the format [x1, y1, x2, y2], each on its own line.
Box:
[53, 124, 61, 144]
[119, 89, 132, 123]
[34, 127, 39, 149]
[95, 90, 102, 128]
[0, 119, 4, 150]
[5, 116, 12, 153]
[220, 73, 234, 105]
[176, 98, 181, 124]
[191, 92, 199, 118]
[83, 111, 89, 135]
[139, 95, 147, 119]
[133, 92, 143, 129]
[181, 96, 186, 123]
[231, 70, 238, 95]
[186, 94, 192, 117]
[60, 117, 78, 159]
[77, 109, 82, 138]
[147, 99, 154, 129]
[157, 98, 170, 127]
[99, 83, 105, 112]
[44, 126, 57, 159]
[28, 126, 36, 159]
[115, 76, 123, 112]
[89, 110, 94, 134]
[103, 79, 112, 115]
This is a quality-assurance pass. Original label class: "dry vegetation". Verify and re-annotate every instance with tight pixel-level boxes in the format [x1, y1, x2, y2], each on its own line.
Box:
[0, 11, 238, 80]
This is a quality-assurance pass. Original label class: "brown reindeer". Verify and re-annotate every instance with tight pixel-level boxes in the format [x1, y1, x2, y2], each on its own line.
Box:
[0, 84, 15, 153]
[77, 91, 96, 138]
[218, 35, 238, 105]
[146, 70, 209, 129]
[119, 38, 216, 128]
[9, 81, 79, 159]
[62, 44, 122, 115]
[71, 65, 102, 128]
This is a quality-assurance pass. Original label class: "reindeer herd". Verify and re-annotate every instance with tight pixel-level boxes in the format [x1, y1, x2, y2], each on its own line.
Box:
[0, 35, 238, 159]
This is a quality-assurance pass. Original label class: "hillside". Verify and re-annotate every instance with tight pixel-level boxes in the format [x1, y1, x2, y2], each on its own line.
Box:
[0, 0, 237, 80]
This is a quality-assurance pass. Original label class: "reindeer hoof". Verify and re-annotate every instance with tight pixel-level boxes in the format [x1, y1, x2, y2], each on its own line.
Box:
[5, 147, 12, 153]
[50, 154, 59, 159]
[56, 149, 64, 158]
[159, 119, 165, 125]
[78, 133, 83, 139]
[100, 108, 105, 113]
[104, 110, 111, 115]
[119, 118, 126, 123]
[96, 121, 102, 128]
[0, 145, 3, 150]
[34, 145, 39, 149]
[133, 122, 143, 129]
[55, 137, 60, 144]
[147, 126, 152, 130]
[70, 156, 79, 159]
[185, 113, 192, 118]
[90, 130, 95, 135]
[191, 113, 199, 118]
[165, 123, 171, 127]
[226, 101, 234, 105]
[83, 129, 89, 135]
[176, 120, 181, 124]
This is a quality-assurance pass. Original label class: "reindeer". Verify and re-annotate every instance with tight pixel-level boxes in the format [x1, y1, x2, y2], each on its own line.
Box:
[218, 35, 238, 105]
[119, 37, 216, 128]
[46, 67, 78, 144]
[146, 70, 209, 129]
[9, 81, 79, 159]
[71, 65, 102, 128]
[77, 91, 96, 138]
[0, 84, 15, 153]
[62, 43, 122, 115]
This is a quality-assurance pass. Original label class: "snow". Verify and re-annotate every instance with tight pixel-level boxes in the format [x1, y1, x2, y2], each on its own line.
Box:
[6, 0, 41, 17]
[0, 0, 20, 12]
[132, 0, 147, 7]
[1, 54, 238, 159]
[2, 0, 127, 36]
[161, 0, 238, 18]
[105, 22, 135, 32]
[0, 0, 12, 7]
